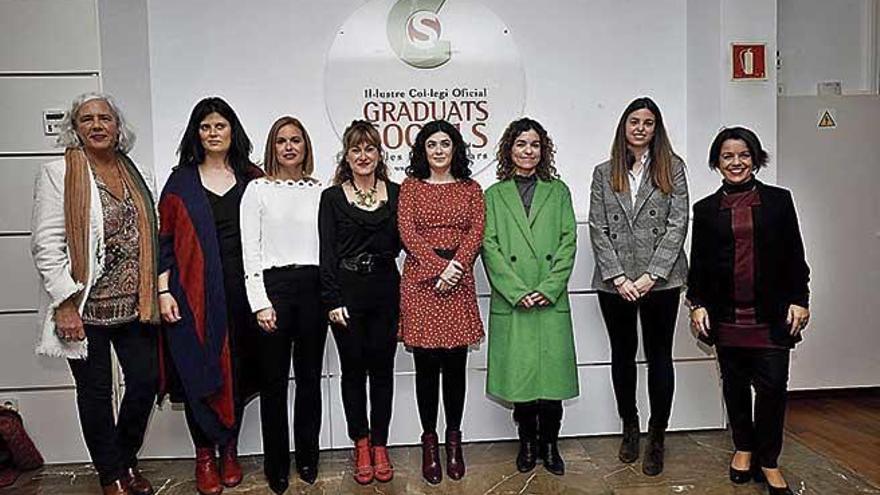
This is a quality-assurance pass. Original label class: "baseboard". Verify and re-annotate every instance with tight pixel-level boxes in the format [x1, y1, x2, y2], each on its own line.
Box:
[788, 385, 880, 400]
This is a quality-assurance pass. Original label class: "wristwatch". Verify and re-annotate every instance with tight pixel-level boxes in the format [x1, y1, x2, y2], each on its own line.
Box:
[648, 273, 659, 281]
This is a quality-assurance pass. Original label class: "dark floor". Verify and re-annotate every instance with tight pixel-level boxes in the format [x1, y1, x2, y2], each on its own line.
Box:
[4, 429, 879, 494]
[786, 389, 880, 488]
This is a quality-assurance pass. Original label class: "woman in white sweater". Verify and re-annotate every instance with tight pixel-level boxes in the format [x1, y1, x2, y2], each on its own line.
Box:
[239, 116, 326, 493]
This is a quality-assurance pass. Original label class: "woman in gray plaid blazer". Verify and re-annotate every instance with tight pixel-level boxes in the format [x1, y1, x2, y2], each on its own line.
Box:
[588, 97, 689, 476]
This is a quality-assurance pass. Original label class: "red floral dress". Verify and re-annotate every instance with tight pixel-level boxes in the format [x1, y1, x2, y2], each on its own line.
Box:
[398, 178, 485, 348]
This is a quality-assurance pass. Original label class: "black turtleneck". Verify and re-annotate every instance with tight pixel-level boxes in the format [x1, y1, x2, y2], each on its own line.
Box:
[514, 173, 538, 216]
[721, 175, 757, 194]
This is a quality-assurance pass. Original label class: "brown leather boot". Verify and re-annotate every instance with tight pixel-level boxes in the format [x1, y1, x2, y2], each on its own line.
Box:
[445, 429, 465, 480]
[421, 431, 442, 485]
[101, 479, 130, 495]
[220, 441, 242, 487]
[195, 447, 222, 495]
[123, 467, 153, 495]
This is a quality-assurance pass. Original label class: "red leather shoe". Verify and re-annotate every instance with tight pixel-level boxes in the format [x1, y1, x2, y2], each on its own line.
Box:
[123, 467, 154, 495]
[195, 447, 222, 495]
[101, 479, 130, 495]
[371, 445, 393, 482]
[353, 437, 373, 485]
[220, 441, 243, 487]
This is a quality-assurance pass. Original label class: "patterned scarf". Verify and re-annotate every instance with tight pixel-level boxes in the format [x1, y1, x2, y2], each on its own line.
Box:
[63, 147, 160, 323]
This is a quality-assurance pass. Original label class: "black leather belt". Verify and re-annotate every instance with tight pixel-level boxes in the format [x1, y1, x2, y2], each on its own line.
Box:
[339, 253, 394, 274]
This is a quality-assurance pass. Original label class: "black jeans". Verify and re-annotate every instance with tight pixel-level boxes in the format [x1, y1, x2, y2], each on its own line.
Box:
[68, 321, 157, 486]
[258, 265, 327, 476]
[717, 346, 790, 468]
[413, 346, 468, 433]
[331, 304, 398, 446]
[598, 288, 680, 430]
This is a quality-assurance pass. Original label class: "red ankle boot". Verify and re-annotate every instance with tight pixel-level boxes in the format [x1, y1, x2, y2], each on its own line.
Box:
[220, 441, 242, 487]
[353, 437, 373, 484]
[195, 447, 222, 495]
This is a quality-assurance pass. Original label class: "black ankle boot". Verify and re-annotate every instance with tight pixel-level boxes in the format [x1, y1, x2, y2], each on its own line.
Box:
[537, 408, 564, 476]
[618, 419, 640, 463]
[642, 426, 665, 476]
[513, 404, 538, 473]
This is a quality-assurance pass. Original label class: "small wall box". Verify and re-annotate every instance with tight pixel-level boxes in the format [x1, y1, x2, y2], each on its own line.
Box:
[43, 110, 66, 136]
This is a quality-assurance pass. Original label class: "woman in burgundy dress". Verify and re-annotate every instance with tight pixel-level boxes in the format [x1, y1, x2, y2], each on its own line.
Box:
[399, 120, 484, 485]
[687, 126, 810, 495]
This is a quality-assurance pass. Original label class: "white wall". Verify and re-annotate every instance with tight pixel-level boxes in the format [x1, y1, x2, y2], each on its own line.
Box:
[778, 96, 880, 390]
[779, 0, 879, 95]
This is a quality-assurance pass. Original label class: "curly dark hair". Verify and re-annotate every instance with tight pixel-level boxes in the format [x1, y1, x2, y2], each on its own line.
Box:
[406, 120, 472, 180]
[495, 117, 558, 181]
[332, 119, 390, 185]
[177, 96, 253, 174]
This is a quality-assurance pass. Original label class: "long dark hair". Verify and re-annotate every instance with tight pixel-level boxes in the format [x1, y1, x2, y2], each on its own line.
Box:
[177, 96, 253, 174]
[495, 117, 558, 181]
[332, 120, 389, 186]
[406, 120, 472, 180]
[609, 97, 679, 194]
[262, 116, 315, 178]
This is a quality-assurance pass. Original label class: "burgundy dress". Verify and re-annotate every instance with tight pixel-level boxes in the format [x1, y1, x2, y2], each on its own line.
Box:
[398, 178, 485, 349]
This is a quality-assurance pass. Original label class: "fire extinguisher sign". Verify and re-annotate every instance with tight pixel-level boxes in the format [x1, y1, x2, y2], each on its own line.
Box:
[731, 43, 767, 80]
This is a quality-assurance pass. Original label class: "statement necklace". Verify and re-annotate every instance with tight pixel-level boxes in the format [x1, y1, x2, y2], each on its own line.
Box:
[351, 178, 379, 208]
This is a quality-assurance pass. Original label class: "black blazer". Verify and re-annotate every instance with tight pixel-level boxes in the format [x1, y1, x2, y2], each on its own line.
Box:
[687, 180, 810, 348]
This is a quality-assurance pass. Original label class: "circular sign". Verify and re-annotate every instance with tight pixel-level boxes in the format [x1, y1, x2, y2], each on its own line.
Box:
[325, 0, 526, 181]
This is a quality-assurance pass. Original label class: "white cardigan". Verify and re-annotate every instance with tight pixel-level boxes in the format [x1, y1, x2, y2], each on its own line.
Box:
[30, 158, 155, 359]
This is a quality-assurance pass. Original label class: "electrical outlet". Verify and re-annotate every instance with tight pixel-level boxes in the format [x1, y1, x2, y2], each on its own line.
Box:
[0, 397, 19, 412]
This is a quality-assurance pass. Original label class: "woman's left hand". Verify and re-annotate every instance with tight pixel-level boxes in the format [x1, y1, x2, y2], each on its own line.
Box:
[787, 304, 810, 335]
[632, 273, 656, 295]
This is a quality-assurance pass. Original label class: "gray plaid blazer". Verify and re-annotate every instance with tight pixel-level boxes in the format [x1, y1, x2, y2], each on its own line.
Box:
[588, 157, 689, 292]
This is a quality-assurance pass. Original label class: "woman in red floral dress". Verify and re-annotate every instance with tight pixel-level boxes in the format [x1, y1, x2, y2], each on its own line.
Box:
[399, 120, 485, 485]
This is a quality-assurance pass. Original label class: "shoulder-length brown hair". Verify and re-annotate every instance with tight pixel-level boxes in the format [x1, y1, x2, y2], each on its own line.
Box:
[609, 97, 679, 194]
[262, 116, 315, 179]
[495, 117, 558, 181]
[332, 120, 390, 185]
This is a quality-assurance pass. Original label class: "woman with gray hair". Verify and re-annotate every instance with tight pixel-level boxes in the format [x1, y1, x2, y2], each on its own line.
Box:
[31, 92, 160, 495]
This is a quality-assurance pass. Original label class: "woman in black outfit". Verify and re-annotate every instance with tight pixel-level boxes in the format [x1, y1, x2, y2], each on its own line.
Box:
[319, 120, 401, 485]
[688, 127, 810, 495]
[158, 97, 262, 495]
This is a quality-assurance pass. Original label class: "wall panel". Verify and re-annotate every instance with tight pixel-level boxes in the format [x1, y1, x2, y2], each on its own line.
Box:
[0, 157, 45, 232]
[0, 76, 100, 153]
[0, 314, 73, 389]
[0, 236, 40, 311]
[0, 0, 100, 73]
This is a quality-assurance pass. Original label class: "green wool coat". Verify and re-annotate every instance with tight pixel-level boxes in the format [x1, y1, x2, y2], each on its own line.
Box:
[482, 178, 579, 402]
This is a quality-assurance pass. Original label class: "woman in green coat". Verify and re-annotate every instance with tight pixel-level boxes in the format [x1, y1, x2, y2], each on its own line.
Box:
[483, 118, 578, 476]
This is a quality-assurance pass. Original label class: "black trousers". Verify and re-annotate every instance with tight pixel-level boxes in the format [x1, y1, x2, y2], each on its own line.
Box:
[257, 265, 327, 477]
[513, 400, 563, 441]
[331, 304, 397, 446]
[413, 346, 468, 433]
[68, 321, 157, 486]
[717, 346, 790, 468]
[598, 288, 680, 430]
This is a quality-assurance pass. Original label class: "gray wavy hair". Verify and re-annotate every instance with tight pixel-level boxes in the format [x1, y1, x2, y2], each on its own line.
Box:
[56, 92, 136, 153]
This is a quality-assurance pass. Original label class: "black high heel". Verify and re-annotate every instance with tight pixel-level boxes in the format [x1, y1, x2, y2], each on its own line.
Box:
[729, 464, 751, 484]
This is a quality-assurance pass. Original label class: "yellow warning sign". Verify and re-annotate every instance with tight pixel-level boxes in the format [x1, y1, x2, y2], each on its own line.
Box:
[817, 109, 836, 129]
